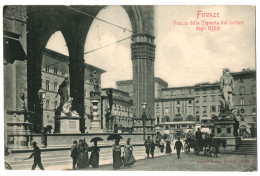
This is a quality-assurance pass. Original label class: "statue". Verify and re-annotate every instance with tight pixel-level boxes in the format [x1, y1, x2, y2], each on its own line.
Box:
[56, 77, 69, 110]
[220, 68, 234, 111]
[91, 71, 100, 93]
[105, 89, 113, 129]
[62, 97, 73, 114]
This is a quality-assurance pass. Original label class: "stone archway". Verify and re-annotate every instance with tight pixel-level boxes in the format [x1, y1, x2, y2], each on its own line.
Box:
[26, 5, 155, 133]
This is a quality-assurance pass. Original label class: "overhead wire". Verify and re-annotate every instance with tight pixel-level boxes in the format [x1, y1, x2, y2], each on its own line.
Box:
[41, 36, 131, 69]
[41, 6, 134, 70]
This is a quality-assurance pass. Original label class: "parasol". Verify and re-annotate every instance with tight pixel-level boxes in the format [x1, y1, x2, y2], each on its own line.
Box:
[90, 137, 104, 142]
[107, 134, 123, 141]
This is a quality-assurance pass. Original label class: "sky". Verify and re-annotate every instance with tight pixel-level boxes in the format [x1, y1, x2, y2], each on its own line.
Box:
[46, 5, 256, 88]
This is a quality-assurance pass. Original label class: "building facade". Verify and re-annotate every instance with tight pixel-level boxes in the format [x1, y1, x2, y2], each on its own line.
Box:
[101, 88, 133, 133]
[231, 69, 256, 135]
[41, 49, 105, 132]
[117, 69, 256, 136]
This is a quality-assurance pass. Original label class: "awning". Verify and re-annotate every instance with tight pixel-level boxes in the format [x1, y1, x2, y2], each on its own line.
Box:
[4, 32, 26, 64]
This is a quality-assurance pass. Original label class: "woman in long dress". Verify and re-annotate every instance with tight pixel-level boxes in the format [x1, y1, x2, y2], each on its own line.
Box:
[112, 139, 122, 169]
[77, 139, 89, 168]
[165, 138, 172, 154]
[89, 141, 100, 168]
[123, 138, 135, 167]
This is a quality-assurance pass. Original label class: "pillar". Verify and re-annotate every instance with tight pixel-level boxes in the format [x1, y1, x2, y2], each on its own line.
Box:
[131, 33, 155, 120]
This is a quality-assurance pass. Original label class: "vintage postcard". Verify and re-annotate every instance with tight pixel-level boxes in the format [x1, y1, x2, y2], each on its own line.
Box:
[1, 2, 258, 174]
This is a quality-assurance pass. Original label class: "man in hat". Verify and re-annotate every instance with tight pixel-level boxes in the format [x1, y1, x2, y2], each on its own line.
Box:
[174, 137, 183, 159]
[71, 141, 78, 170]
[150, 139, 156, 158]
[144, 136, 151, 158]
[28, 142, 44, 170]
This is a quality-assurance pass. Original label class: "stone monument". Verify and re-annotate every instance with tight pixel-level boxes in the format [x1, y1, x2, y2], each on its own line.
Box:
[54, 77, 81, 133]
[89, 70, 103, 133]
[212, 68, 240, 152]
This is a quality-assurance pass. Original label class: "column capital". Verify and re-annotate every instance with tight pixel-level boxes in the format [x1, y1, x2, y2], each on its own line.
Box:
[131, 33, 156, 61]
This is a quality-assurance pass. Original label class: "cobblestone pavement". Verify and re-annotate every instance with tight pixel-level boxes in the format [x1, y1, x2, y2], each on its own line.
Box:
[45, 151, 257, 171]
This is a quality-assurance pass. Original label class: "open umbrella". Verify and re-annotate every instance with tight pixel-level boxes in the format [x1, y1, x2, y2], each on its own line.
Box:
[107, 134, 123, 141]
[90, 137, 104, 142]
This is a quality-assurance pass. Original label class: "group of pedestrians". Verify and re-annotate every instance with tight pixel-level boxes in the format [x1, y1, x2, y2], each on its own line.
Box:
[145, 136, 184, 159]
[112, 138, 136, 169]
[70, 139, 100, 169]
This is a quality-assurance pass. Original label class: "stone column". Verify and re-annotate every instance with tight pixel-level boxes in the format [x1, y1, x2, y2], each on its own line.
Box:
[131, 33, 155, 120]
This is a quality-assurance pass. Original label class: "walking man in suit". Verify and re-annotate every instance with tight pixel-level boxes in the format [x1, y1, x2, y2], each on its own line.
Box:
[28, 142, 44, 170]
[174, 137, 183, 159]
[71, 141, 78, 170]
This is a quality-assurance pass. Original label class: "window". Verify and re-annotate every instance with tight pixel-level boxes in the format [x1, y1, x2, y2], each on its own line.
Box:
[227, 128, 231, 133]
[165, 107, 169, 114]
[196, 117, 200, 121]
[188, 100, 192, 104]
[188, 89, 192, 94]
[181, 89, 185, 95]
[171, 91, 176, 96]
[177, 125, 180, 129]
[239, 76, 244, 83]
[240, 98, 245, 105]
[45, 66, 49, 72]
[114, 105, 117, 115]
[239, 86, 245, 95]
[189, 125, 192, 129]
[196, 106, 200, 114]
[118, 106, 121, 116]
[176, 107, 181, 114]
[54, 101, 58, 109]
[157, 117, 160, 124]
[252, 108, 256, 115]
[195, 97, 199, 103]
[177, 100, 180, 104]
[62, 69, 65, 76]
[164, 91, 169, 96]
[203, 106, 207, 114]
[46, 80, 50, 90]
[54, 82, 58, 92]
[203, 96, 207, 102]
[54, 66, 58, 74]
[211, 106, 216, 112]
[46, 99, 50, 110]
[217, 128, 221, 133]
[156, 107, 160, 113]
[211, 95, 215, 102]
[241, 108, 245, 114]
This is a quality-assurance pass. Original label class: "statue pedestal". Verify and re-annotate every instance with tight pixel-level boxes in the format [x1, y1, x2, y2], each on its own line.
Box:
[89, 98, 103, 133]
[213, 114, 239, 152]
[5, 110, 32, 149]
[54, 112, 81, 134]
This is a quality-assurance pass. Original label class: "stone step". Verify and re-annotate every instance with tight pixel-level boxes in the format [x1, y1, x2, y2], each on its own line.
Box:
[9, 147, 169, 170]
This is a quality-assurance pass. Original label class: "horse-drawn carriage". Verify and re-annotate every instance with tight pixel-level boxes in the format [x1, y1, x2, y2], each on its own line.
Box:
[185, 137, 226, 157]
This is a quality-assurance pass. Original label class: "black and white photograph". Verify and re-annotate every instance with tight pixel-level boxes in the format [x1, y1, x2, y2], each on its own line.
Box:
[1, 0, 258, 173]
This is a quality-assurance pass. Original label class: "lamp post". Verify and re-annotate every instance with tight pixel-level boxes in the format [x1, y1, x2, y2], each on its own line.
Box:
[38, 87, 46, 133]
[141, 101, 147, 140]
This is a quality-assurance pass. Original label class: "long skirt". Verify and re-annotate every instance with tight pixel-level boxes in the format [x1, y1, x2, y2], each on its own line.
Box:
[113, 151, 122, 169]
[124, 151, 135, 166]
[166, 144, 172, 153]
[89, 151, 99, 168]
[77, 152, 89, 168]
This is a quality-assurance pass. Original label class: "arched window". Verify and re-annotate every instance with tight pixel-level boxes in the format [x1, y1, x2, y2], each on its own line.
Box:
[45, 66, 49, 72]
[54, 82, 58, 92]
[118, 106, 121, 116]
[240, 98, 245, 105]
[54, 100, 58, 109]
[46, 80, 50, 90]
[239, 86, 245, 95]
[46, 99, 50, 110]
